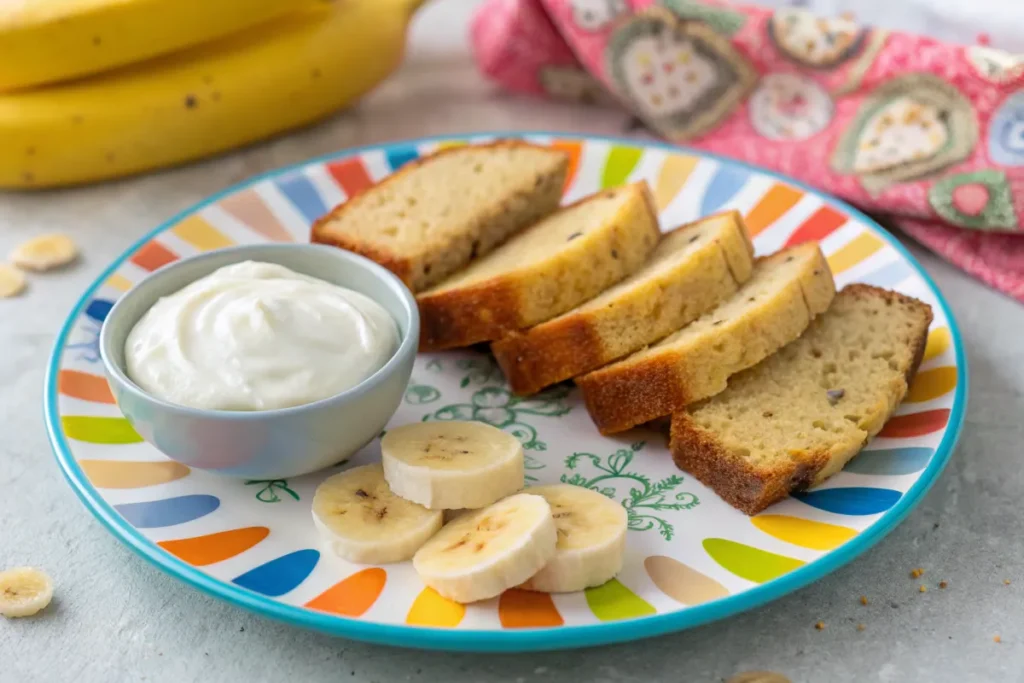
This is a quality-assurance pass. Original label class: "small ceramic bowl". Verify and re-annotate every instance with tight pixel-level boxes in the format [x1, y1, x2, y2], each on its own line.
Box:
[100, 244, 418, 479]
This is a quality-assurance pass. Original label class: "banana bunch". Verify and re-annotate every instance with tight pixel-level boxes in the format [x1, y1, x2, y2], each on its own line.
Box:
[312, 421, 629, 603]
[0, 0, 425, 189]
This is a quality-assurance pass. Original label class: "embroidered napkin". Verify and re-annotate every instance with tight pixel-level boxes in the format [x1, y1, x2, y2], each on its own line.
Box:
[470, 0, 1024, 302]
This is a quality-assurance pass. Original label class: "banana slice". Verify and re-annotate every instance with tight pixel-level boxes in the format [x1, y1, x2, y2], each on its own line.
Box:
[444, 508, 472, 524]
[381, 421, 524, 510]
[413, 493, 556, 603]
[0, 567, 54, 618]
[520, 484, 628, 593]
[312, 464, 443, 564]
[10, 234, 78, 271]
[0, 264, 26, 298]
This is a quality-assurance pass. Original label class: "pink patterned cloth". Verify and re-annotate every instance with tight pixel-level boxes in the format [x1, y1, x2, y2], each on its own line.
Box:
[471, 0, 1024, 302]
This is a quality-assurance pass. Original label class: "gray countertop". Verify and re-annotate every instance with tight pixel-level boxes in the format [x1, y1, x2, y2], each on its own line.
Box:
[3, 3, 1023, 681]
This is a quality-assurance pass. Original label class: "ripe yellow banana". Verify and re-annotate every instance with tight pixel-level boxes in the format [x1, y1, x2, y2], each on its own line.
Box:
[0, 0, 424, 189]
[0, 0, 316, 92]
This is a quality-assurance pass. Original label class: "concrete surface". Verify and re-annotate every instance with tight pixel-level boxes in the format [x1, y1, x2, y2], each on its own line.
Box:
[2, 2, 1023, 681]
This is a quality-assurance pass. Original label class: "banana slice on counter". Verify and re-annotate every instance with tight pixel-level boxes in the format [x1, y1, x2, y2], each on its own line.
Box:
[10, 234, 78, 271]
[312, 464, 444, 564]
[520, 484, 628, 593]
[0, 265, 26, 298]
[0, 567, 54, 618]
[381, 421, 524, 510]
[413, 493, 556, 603]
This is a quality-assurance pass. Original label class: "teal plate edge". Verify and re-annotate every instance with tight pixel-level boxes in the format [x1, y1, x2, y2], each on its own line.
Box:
[44, 131, 968, 652]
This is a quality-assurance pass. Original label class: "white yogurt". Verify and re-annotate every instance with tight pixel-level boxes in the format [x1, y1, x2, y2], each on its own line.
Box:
[125, 261, 399, 411]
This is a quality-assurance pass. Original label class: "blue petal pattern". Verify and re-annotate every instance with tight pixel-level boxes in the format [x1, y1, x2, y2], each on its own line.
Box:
[700, 164, 748, 215]
[843, 448, 933, 476]
[232, 549, 320, 597]
[794, 487, 901, 516]
[275, 173, 328, 224]
[85, 299, 114, 324]
[386, 146, 419, 173]
[115, 495, 220, 528]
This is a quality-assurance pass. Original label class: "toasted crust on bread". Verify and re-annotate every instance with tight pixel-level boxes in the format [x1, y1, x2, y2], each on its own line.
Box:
[417, 182, 661, 350]
[311, 141, 569, 292]
[670, 284, 933, 514]
[492, 211, 754, 395]
[577, 242, 836, 434]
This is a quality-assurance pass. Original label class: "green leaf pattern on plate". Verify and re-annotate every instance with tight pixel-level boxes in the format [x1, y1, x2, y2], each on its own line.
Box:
[561, 441, 699, 540]
[404, 381, 441, 405]
[455, 356, 503, 388]
[245, 479, 300, 503]
[423, 383, 570, 452]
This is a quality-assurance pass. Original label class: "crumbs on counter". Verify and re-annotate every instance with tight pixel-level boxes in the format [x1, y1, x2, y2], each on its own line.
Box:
[910, 567, 925, 579]
[857, 624, 866, 632]
[919, 585, 927, 593]
[859, 595, 868, 605]
[994, 635, 1002, 644]
[1005, 579, 1012, 585]
[939, 581, 948, 589]
[815, 621, 825, 631]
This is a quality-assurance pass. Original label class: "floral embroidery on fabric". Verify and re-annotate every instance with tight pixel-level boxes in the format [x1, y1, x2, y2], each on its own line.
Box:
[570, 0, 627, 32]
[928, 170, 1018, 231]
[605, 8, 755, 141]
[831, 74, 978, 193]
[767, 8, 867, 69]
[965, 46, 1024, 85]
[749, 73, 833, 141]
[988, 90, 1024, 167]
[657, 0, 746, 37]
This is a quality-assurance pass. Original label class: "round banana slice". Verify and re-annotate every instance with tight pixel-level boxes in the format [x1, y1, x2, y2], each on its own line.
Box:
[413, 493, 556, 603]
[312, 464, 443, 564]
[0, 567, 54, 618]
[520, 484, 628, 593]
[0, 264, 26, 298]
[381, 421, 524, 510]
[10, 234, 78, 271]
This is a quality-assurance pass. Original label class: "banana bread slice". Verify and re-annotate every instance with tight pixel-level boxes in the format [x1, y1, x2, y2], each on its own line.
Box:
[670, 284, 934, 515]
[311, 141, 569, 292]
[577, 242, 835, 434]
[491, 211, 755, 396]
[417, 182, 661, 351]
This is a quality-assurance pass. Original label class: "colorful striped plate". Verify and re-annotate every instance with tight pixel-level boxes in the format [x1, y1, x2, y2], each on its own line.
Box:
[45, 133, 966, 651]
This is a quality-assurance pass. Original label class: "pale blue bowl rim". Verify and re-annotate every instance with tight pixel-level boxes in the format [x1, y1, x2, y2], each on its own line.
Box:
[98, 242, 420, 419]
[45, 131, 968, 653]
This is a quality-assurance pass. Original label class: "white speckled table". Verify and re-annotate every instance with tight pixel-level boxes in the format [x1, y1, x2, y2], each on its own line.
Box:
[3, 2, 1023, 681]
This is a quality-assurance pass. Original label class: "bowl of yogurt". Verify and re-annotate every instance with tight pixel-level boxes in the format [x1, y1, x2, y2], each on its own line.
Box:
[99, 244, 418, 479]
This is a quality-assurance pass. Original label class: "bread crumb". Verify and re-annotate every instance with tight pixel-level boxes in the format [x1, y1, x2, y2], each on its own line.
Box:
[814, 621, 825, 631]
[859, 595, 868, 605]
[919, 585, 927, 593]
[910, 568, 924, 579]
[857, 624, 865, 632]
[1004, 579, 1011, 586]
[939, 581, 948, 589]
[994, 635, 1002, 644]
